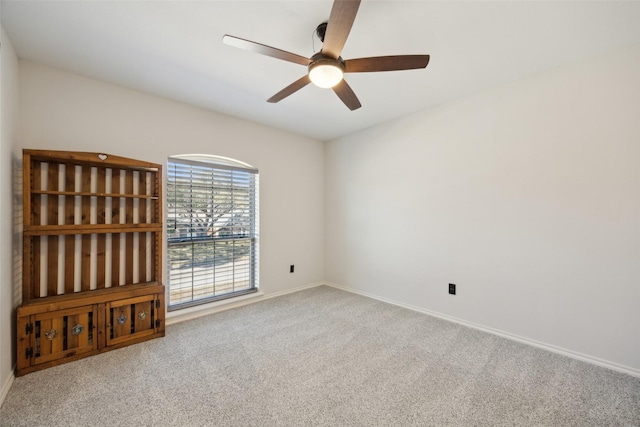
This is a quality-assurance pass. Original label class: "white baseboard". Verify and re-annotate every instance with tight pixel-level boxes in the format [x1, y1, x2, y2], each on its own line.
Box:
[324, 282, 640, 379]
[166, 282, 325, 326]
[0, 369, 15, 408]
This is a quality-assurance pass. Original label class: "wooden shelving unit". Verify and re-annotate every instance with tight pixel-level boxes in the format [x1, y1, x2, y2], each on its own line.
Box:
[16, 150, 165, 376]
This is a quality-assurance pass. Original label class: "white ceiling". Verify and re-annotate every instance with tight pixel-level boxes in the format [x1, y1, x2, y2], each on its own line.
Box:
[2, 1, 639, 141]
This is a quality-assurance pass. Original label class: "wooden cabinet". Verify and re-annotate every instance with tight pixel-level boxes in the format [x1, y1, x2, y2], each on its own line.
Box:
[16, 284, 164, 375]
[19, 303, 97, 368]
[17, 150, 165, 376]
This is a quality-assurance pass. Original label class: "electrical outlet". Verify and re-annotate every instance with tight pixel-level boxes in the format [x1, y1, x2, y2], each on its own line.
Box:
[449, 283, 456, 295]
[290, 265, 295, 273]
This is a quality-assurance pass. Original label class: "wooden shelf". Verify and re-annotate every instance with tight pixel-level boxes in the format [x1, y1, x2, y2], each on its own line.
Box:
[17, 283, 164, 314]
[31, 190, 160, 199]
[17, 150, 166, 376]
[24, 149, 161, 170]
[24, 223, 163, 236]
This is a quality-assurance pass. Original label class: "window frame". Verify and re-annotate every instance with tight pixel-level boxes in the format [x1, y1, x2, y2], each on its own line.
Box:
[166, 155, 259, 311]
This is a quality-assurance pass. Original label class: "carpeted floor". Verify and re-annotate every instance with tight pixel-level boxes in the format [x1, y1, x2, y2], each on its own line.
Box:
[1, 285, 639, 426]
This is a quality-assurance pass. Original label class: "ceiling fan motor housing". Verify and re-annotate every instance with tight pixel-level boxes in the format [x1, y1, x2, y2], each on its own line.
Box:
[309, 52, 345, 70]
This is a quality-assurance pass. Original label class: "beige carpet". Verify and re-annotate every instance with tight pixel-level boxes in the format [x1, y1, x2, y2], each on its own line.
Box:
[1, 285, 639, 426]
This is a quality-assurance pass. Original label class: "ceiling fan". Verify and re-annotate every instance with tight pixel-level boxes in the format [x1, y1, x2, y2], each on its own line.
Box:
[222, 0, 430, 111]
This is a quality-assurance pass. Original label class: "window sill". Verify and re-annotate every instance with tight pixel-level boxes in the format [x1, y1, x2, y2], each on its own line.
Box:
[165, 290, 265, 326]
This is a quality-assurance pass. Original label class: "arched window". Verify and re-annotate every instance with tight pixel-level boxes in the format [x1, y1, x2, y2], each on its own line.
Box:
[166, 155, 258, 309]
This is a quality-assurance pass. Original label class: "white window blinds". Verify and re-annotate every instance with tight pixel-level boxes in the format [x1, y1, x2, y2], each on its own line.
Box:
[167, 157, 258, 309]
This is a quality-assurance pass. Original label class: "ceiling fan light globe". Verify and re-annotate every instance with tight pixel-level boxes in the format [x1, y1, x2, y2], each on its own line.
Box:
[309, 63, 344, 88]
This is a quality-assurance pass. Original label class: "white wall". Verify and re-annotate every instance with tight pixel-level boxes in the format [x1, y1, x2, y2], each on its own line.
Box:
[325, 44, 640, 374]
[18, 60, 325, 299]
[0, 24, 20, 402]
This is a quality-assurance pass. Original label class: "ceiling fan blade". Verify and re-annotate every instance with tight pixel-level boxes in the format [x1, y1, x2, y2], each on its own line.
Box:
[223, 35, 311, 66]
[267, 75, 312, 103]
[322, 0, 361, 59]
[332, 79, 361, 111]
[344, 55, 430, 73]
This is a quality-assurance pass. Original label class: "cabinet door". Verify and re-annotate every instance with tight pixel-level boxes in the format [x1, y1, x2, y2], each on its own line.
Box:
[106, 294, 160, 346]
[32, 305, 98, 366]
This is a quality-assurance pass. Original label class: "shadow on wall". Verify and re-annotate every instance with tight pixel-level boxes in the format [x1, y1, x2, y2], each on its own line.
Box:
[12, 155, 23, 367]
